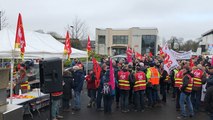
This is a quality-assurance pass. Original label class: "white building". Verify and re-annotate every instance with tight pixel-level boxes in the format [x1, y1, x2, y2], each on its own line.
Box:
[95, 27, 159, 56]
[200, 29, 213, 54]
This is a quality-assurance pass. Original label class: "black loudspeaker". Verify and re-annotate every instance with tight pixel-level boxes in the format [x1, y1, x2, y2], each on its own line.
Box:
[39, 58, 63, 93]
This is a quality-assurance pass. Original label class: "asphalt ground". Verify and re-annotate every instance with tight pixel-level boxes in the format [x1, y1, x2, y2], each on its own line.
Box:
[24, 90, 209, 120]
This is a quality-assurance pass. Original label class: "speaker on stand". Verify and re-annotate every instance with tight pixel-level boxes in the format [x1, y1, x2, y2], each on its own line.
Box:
[39, 58, 63, 120]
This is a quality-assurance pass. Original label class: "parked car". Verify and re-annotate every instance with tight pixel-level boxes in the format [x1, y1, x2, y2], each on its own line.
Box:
[111, 54, 126, 62]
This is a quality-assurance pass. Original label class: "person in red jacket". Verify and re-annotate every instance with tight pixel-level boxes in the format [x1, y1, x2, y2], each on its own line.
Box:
[85, 70, 97, 108]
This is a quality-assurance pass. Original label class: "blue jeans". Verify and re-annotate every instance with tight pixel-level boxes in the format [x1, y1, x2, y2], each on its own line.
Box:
[73, 91, 81, 109]
[179, 92, 194, 117]
[52, 99, 60, 118]
[191, 90, 201, 111]
[134, 90, 145, 111]
[120, 90, 129, 110]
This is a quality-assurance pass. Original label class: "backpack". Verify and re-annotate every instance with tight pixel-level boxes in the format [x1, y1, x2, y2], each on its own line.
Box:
[102, 82, 111, 95]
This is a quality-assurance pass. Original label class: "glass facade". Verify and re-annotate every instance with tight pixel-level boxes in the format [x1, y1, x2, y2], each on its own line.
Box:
[141, 35, 157, 55]
[113, 35, 128, 44]
[98, 35, 106, 44]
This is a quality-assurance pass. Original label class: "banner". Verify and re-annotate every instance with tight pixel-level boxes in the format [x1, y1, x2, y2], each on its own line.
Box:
[170, 49, 192, 60]
[162, 44, 179, 74]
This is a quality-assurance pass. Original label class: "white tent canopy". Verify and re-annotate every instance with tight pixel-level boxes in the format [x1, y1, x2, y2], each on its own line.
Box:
[0, 29, 88, 59]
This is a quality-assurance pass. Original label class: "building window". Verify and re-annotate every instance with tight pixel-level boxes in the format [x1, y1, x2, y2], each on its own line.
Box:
[141, 35, 157, 55]
[113, 35, 128, 44]
[98, 35, 105, 44]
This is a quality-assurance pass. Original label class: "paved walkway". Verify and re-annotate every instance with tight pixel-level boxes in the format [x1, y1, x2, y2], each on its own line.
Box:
[24, 90, 209, 120]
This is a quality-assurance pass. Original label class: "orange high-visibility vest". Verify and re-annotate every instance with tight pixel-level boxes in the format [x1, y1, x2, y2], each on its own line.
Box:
[134, 72, 146, 91]
[118, 71, 130, 90]
[149, 67, 159, 85]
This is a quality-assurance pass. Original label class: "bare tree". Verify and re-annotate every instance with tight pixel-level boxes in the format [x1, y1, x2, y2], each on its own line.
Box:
[0, 10, 8, 30]
[66, 16, 89, 40]
[167, 36, 184, 50]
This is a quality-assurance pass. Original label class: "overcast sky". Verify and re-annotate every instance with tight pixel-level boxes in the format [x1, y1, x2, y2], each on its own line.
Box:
[0, 0, 213, 40]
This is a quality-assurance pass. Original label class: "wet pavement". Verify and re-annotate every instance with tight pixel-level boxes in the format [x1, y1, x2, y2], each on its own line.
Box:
[24, 90, 209, 120]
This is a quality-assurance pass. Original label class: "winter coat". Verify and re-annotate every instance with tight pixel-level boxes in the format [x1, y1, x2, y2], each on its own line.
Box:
[85, 73, 96, 90]
[73, 69, 85, 92]
[63, 75, 73, 100]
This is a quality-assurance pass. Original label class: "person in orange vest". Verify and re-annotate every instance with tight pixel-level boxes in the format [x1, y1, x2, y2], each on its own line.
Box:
[146, 63, 160, 107]
[177, 66, 194, 119]
[52, 91, 63, 120]
[174, 66, 184, 111]
[133, 65, 146, 112]
[118, 65, 130, 113]
[191, 64, 206, 112]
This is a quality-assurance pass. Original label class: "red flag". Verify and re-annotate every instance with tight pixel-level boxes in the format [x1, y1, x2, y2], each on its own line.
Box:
[149, 52, 153, 57]
[159, 47, 165, 56]
[87, 36, 92, 53]
[135, 52, 143, 60]
[64, 31, 72, 60]
[15, 13, 26, 60]
[126, 46, 132, 62]
[109, 58, 115, 90]
[92, 58, 101, 88]
[190, 58, 194, 68]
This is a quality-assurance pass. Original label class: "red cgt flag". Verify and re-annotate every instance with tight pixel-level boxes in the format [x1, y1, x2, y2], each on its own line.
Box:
[15, 13, 26, 60]
[64, 31, 72, 60]
[149, 52, 153, 57]
[87, 36, 92, 54]
[135, 52, 143, 60]
[126, 46, 133, 62]
[92, 58, 101, 88]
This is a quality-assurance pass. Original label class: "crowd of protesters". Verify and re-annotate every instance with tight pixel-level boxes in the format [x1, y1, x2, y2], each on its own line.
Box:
[55, 55, 213, 120]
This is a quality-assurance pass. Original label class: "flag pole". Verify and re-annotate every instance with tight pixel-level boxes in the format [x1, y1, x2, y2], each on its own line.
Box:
[10, 50, 14, 104]
[86, 56, 88, 75]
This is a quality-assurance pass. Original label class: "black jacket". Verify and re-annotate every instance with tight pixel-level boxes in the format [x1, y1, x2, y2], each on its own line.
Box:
[204, 86, 213, 113]
[63, 75, 73, 100]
